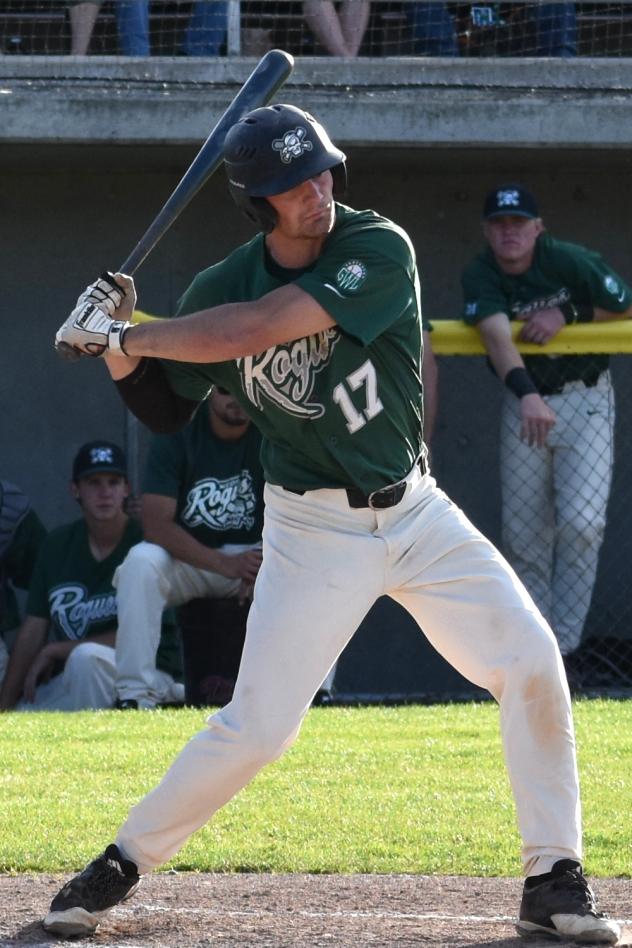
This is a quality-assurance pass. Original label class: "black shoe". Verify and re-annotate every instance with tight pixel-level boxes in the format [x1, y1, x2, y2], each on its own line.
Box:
[43, 844, 140, 937]
[114, 698, 138, 710]
[516, 859, 620, 943]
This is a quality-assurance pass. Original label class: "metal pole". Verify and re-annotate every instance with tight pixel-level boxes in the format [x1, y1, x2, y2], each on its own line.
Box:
[226, 0, 241, 55]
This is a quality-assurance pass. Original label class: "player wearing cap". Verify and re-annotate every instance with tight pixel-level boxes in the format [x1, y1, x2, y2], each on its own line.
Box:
[47, 107, 619, 943]
[462, 185, 632, 668]
[0, 442, 179, 711]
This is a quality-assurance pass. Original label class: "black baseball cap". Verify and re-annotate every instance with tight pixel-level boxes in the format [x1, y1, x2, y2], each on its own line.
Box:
[483, 185, 539, 220]
[72, 441, 127, 482]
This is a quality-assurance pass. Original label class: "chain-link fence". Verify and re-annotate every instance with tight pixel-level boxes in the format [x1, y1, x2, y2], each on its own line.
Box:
[2, 1, 632, 59]
[432, 320, 632, 696]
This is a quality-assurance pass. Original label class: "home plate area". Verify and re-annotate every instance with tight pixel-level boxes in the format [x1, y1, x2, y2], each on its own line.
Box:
[1, 873, 630, 947]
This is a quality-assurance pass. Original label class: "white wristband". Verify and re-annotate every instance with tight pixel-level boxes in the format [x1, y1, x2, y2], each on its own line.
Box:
[108, 320, 131, 356]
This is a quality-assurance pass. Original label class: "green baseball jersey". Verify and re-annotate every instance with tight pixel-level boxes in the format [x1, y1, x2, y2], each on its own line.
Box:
[142, 407, 264, 549]
[162, 204, 424, 494]
[462, 233, 632, 391]
[26, 517, 142, 643]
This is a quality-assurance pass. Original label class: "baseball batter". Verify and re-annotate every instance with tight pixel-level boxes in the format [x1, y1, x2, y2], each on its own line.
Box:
[45, 105, 618, 943]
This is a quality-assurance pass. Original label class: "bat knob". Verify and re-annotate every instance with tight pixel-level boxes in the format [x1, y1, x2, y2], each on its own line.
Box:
[55, 341, 83, 362]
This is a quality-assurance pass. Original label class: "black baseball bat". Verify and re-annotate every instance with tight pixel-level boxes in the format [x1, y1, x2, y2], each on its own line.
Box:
[57, 48, 294, 361]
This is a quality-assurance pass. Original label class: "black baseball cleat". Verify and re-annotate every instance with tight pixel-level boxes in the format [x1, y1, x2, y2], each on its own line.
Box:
[516, 859, 620, 943]
[43, 844, 141, 937]
[114, 698, 138, 709]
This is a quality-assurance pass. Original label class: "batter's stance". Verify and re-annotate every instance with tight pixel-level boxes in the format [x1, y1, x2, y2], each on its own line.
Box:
[47, 105, 618, 944]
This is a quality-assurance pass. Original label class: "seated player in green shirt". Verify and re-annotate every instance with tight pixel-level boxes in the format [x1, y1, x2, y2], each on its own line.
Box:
[0, 442, 178, 711]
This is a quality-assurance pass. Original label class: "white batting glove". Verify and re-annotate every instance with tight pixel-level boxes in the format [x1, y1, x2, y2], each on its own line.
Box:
[55, 272, 137, 360]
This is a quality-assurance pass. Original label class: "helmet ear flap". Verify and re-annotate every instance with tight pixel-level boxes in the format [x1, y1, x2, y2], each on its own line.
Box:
[250, 197, 277, 234]
[331, 162, 347, 199]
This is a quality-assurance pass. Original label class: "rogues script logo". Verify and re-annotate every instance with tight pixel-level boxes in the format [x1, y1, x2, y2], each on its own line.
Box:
[238, 328, 340, 419]
[181, 472, 257, 531]
[49, 583, 117, 640]
[513, 289, 570, 317]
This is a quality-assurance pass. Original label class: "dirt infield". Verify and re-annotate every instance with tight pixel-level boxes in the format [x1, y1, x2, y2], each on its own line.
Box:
[1, 873, 630, 947]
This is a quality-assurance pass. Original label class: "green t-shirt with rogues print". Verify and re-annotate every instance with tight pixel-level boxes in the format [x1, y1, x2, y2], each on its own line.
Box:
[161, 204, 425, 495]
[142, 407, 264, 550]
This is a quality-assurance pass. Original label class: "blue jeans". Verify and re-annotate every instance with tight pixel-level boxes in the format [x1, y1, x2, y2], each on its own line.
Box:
[114, 2, 228, 57]
[115, 1, 150, 57]
[183, 1, 228, 57]
[532, 3, 577, 57]
[408, 2, 459, 56]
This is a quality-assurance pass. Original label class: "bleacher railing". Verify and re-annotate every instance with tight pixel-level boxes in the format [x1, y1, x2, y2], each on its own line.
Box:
[2, 1, 632, 59]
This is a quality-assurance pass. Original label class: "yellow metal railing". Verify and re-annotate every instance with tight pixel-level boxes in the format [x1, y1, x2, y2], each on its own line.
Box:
[133, 311, 632, 355]
[430, 320, 632, 355]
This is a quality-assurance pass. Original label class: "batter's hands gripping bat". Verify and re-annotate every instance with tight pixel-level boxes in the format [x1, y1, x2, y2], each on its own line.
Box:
[57, 48, 294, 362]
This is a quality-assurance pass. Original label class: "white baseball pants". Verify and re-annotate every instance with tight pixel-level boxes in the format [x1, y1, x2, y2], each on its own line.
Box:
[500, 374, 614, 655]
[117, 469, 580, 878]
[113, 542, 247, 707]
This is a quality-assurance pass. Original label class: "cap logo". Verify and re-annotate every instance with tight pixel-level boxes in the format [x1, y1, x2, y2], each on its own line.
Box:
[495, 189, 521, 209]
[336, 260, 367, 292]
[272, 126, 313, 164]
[90, 447, 113, 466]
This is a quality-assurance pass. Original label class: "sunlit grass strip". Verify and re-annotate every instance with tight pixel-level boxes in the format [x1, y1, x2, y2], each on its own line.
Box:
[1, 699, 629, 876]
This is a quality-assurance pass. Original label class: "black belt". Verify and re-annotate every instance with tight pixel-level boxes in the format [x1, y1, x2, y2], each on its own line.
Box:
[538, 371, 604, 397]
[284, 456, 427, 510]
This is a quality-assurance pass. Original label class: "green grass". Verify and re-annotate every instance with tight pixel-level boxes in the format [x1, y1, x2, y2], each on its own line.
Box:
[1, 699, 630, 877]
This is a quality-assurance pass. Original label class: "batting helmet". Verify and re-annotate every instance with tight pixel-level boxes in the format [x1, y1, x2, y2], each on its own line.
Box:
[223, 104, 347, 233]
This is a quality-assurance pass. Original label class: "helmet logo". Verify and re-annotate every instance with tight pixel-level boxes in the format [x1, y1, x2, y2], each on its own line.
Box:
[272, 126, 313, 164]
[336, 260, 367, 292]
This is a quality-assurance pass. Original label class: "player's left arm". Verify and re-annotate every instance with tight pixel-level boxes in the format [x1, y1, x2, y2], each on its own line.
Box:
[519, 300, 632, 344]
[57, 276, 336, 365]
[126, 284, 336, 361]
[519, 252, 632, 344]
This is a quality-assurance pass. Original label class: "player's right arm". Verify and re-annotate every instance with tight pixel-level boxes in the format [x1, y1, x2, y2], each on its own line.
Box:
[477, 313, 555, 449]
[0, 615, 48, 710]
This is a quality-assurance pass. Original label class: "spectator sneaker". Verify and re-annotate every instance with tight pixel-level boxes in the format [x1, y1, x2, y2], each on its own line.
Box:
[517, 859, 620, 943]
[43, 844, 140, 937]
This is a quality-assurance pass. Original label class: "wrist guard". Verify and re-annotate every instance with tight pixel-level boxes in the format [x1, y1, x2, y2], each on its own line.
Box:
[560, 300, 594, 324]
[505, 367, 538, 398]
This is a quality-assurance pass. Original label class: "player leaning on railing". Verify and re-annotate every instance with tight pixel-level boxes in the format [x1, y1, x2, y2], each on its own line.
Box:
[462, 185, 632, 682]
[47, 105, 619, 944]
